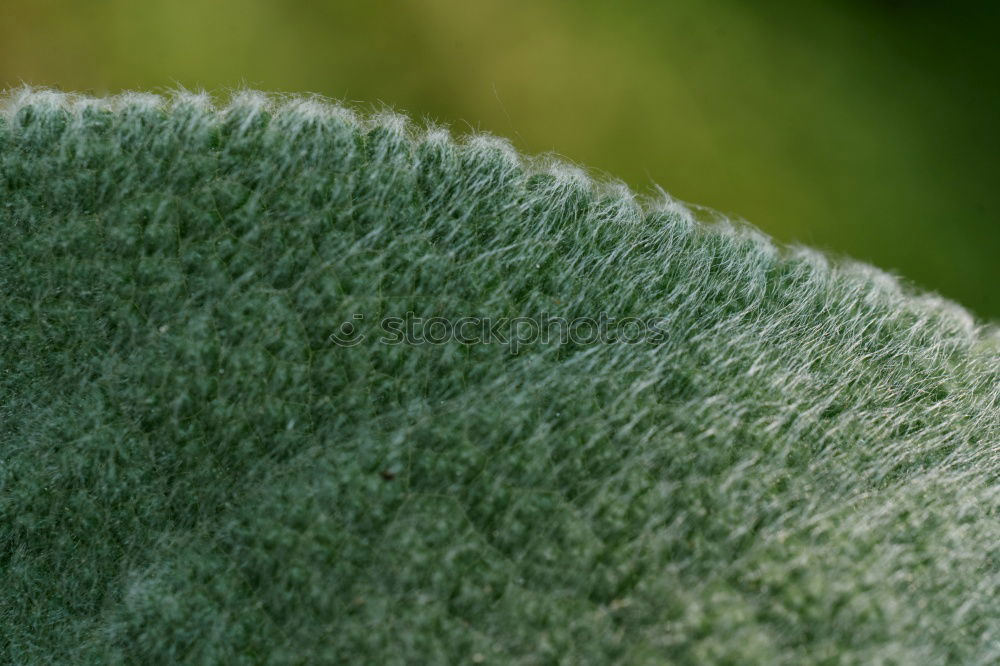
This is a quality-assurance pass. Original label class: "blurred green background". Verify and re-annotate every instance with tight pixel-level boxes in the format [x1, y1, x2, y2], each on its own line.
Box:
[2, 0, 997, 318]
